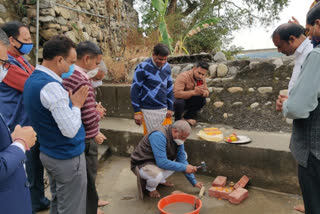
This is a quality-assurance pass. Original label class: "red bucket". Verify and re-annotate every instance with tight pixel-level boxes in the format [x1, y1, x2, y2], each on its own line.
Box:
[158, 193, 202, 214]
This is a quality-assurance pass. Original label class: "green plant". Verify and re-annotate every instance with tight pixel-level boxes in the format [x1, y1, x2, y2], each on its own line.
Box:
[151, 0, 174, 53]
[174, 18, 219, 55]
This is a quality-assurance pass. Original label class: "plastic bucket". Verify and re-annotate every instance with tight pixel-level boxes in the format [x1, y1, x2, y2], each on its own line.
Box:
[158, 193, 202, 214]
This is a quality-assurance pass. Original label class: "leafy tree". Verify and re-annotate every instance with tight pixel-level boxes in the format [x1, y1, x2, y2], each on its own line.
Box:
[135, 0, 289, 54]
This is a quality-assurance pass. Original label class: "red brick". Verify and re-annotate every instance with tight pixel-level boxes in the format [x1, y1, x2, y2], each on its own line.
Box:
[228, 187, 249, 205]
[212, 176, 227, 187]
[234, 175, 249, 189]
[208, 186, 233, 200]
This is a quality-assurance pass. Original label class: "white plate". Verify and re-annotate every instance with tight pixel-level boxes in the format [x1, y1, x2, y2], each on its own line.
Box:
[224, 135, 251, 144]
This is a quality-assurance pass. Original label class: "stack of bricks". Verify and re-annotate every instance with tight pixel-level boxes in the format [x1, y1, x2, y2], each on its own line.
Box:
[208, 175, 249, 205]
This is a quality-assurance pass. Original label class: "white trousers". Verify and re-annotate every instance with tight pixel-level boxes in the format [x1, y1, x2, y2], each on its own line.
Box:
[139, 164, 174, 192]
[141, 108, 167, 133]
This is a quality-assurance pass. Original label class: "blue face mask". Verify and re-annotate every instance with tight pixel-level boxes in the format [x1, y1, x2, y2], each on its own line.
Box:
[14, 37, 33, 55]
[61, 64, 75, 79]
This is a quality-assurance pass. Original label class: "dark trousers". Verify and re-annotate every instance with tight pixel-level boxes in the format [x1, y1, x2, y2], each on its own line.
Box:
[25, 141, 50, 213]
[298, 153, 320, 214]
[85, 138, 99, 214]
[174, 96, 206, 120]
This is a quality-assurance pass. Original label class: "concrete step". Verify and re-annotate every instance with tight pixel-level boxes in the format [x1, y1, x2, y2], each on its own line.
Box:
[100, 117, 299, 195]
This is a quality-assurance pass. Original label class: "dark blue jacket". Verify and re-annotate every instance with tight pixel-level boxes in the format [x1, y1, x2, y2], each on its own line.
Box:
[0, 114, 32, 214]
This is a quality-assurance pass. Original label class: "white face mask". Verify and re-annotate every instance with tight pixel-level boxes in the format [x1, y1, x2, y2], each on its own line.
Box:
[86, 67, 99, 78]
[91, 80, 103, 88]
[0, 65, 8, 82]
[174, 139, 184, 146]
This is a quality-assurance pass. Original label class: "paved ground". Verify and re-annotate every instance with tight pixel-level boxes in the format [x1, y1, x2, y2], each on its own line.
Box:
[40, 156, 304, 214]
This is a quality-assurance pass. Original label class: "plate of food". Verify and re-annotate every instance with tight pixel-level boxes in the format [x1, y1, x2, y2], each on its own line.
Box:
[197, 127, 224, 142]
[224, 133, 251, 144]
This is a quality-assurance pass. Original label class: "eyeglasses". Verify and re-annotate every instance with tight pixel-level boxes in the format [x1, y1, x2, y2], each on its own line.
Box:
[0, 59, 11, 70]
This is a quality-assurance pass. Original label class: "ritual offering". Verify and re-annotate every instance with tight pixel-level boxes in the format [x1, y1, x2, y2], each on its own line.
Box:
[224, 133, 251, 144]
[197, 127, 223, 142]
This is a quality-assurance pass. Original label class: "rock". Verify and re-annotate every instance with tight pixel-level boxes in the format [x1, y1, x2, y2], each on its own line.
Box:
[265, 101, 272, 106]
[39, 16, 55, 22]
[217, 64, 228, 77]
[0, 4, 6, 13]
[61, 26, 69, 32]
[258, 87, 273, 94]
[40, 28, 58, 40]
[206, 98, 211, 103]
[27, 8, 37, 18]
[272, 58, 283, 69]
[38, 48, 43, 59]
[248, 88, 255, 93]
[57, 8, 71, 19]
[249, 61, 259, 70]
[29, 26, 36, 33]
[40, 0, 55, 9]
[286, 118, 293, 124]
[208, 87, 213, 93]
[212, 87, 224, 93]
[0, 17, 4, 25]
[82, 32, 90, 41]
[40, 8, 56, 16]
[43, 23, 61, 30]
[56, 16, 67, 26]
[214, 102, 224, 108]
[279, 89, 288, 96]
[232, 102, 243, 106]
[65, 31, 78, 43]
[209, 64, 217, 78]
[228, 66, 238, 75]
[250, 102, 259, 109]
[171, 66, 181, 77]
[223, 113, 228, 119]
[181, 64, 194, 73]
[214, 51, 227, 62]
[228, 87, 243, 93]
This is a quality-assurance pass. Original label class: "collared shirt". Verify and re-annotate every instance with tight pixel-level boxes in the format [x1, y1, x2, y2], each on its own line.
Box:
[36, 65, 82, 138]
[283, 47, 320, 119]
[74, 64, 89, 79]
[288, 38, 313, 93]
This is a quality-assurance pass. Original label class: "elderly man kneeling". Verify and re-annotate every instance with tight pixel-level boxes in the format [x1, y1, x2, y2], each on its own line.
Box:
[131, 120, 203, 198]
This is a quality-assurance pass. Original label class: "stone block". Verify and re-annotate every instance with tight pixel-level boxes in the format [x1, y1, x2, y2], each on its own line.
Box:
[250, 103, 259, 109]
[0, 4, 6, 13]
[212, 87, 224, 93]
[228, 187, 248, 205]
[279, 89, 288, 96]
[39, 16, 55, 22]
[234, 175, 250, 189]
[214, 51, 227, 62]
[171, 66, 181, 77]
[217, 64, 228, 77]
[213, 102, 224, 108]
[228, 87, 243, 93]
[212, 176, 227, 187]
[258, 87, 273, 94]
[40, 28, 58, 40]
[232, 102, 243, 106]
[27, 8, 37, 18]
[208, 186, 232, 200]
[248, 88, 255, 93]
[40, 8, 56, 16]
[209, 64, 217, 77]
[56, 16, 67, 26]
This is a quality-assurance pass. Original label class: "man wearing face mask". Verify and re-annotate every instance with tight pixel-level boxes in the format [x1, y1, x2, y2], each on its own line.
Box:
[174, 62, 209, 127]
[62, 41, 107, 214]
[0, 21, 50, 213]
[131, 120, 203, 198]
[24, 35, 89, 214]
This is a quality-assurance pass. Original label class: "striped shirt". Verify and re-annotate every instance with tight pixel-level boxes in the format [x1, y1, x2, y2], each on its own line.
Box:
[36, 65, 82, 138]
[63, 66, 100, 139]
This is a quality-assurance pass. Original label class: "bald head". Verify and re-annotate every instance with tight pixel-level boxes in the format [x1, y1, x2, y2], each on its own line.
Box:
[272, 23, 305, 42]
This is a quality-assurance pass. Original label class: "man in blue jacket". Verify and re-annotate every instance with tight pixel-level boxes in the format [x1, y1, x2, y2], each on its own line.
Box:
[0, 27, 36, 214]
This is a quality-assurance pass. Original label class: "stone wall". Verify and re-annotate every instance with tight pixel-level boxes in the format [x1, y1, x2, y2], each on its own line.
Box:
[0, 0, 138, 60]
[114, 52, 294, 132]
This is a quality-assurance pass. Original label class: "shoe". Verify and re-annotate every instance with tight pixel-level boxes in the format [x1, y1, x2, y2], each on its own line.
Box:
[33, 197, 50, 212]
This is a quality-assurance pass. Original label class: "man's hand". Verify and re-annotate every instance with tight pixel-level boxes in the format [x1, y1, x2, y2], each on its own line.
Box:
[134, 112, 143, 126]
[289, 16, 300, 25]
[276, 95, 288, 112]
[194, 86, 204, 96]
[185, 165, 197, 174]
[11, 125, 37, 150]
[166, 110, 174, 118]
[194, 182, 203, 189]
[202, 90, 209, 97]
[94, 132, 107, 144]
[69, 86, 89, 108]
[96, 102, 107, 118]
